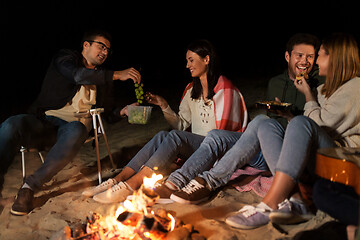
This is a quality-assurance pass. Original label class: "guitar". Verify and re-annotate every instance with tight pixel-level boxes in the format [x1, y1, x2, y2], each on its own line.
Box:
[316, 147, 360, 195]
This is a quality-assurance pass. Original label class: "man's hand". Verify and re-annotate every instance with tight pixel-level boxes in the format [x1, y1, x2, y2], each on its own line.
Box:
[272, 97, 294, 122]
[119, 102, 139, 117]
[113, 67, 141, 84]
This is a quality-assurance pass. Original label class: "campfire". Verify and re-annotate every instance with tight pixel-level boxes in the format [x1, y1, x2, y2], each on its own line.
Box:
[51, 174, 205, 240]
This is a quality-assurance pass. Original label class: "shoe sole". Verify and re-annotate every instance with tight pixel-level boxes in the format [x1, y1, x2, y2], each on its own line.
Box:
[269, 212, 314, 225]
[170, 194, 208, 205]
[225, 218, 264, 230]
[10, 208, 30, 216]
[93, 189, 131, 204]
[126, 195, 174, 204]
[82, 180, 117, 197]
[93, 194, 126, 204]
[82, 186, 112, 197]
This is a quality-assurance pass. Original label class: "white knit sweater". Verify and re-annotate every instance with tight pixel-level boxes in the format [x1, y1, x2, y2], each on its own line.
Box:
[304, 77, 360, 147]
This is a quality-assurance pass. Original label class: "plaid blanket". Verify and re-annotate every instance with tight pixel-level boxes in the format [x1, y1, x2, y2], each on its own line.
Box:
[230, 166, 274, 197]
[181, 75, 248, 132]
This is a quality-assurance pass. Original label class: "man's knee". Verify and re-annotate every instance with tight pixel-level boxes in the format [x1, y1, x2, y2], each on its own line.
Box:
[251, 114, 270, 124]
[289, 115, 311, 126]
[258, 118, 279, 134]
[0, 114, 40, 140]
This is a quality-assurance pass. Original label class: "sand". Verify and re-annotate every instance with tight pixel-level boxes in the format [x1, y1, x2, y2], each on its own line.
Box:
[0, 79, 347, 239]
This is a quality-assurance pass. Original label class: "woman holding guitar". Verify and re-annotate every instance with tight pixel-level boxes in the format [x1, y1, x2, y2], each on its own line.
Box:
[225, 33, 360, 234]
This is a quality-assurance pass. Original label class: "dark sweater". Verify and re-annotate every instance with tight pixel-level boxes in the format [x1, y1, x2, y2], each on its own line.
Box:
[29, 49, 120, 122]
[266, 68, 325, 128]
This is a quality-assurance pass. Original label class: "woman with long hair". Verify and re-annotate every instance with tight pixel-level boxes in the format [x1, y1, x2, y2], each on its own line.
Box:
[82, 39, 248, 203]
[225, 33, 360, 229]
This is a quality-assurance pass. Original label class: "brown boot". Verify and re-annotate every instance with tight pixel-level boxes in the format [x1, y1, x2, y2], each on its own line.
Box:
[11, 188, 34, 216]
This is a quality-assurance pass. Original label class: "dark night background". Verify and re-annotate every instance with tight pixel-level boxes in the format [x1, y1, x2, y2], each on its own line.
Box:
[1, 0, 359, 123]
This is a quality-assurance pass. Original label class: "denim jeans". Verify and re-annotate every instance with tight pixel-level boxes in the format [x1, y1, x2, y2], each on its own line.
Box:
[168, 114, 269, 190]
[126, 130, 205, 174]
[0, 114, 88, 190]
[258, 115, 337, 181]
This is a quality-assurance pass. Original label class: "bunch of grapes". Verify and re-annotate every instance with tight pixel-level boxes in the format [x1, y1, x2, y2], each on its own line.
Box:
[134, 83, 144, 104]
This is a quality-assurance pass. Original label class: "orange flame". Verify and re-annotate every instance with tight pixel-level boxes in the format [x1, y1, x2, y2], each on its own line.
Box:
[168, 213, 176, 231]
[143, 173, 163, 189]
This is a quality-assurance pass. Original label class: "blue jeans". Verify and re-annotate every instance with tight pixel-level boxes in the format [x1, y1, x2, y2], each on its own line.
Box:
[168, 114, 269, 190]
[0, 114, 88, 190]
[126, 130, 205, 173]
[258, 115, 337, 181]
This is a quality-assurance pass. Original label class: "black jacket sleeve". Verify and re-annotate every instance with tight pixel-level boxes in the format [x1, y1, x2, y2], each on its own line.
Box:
[29, 49, 117, 123]
[54, 49, 114, 86]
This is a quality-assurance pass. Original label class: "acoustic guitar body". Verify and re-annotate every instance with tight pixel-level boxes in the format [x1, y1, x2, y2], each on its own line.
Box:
[316, 147, 360, 195]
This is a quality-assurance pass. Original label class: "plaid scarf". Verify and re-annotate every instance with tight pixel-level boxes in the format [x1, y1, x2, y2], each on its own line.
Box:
[181, 75, 248, 132]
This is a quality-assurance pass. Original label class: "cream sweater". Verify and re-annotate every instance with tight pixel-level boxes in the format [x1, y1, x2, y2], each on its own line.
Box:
[162, 89, 216, 136]
[304, 77, 360, 147]
[46, 85, 96, 132]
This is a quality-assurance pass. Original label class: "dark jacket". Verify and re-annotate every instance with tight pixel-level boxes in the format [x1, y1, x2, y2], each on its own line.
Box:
[29, 49, 120, 122]
[266, 68, 325, 128]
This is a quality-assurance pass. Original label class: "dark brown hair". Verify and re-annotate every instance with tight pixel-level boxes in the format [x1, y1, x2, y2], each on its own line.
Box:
[186, 39, 221, 100]
[286, 33, 320, 55]
[81, 29, 112, 49]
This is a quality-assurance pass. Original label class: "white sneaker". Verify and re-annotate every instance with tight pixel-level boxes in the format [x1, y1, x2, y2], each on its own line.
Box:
[225, 202, 272, 229]
[93, 182, 132, 204]
[82, 178, 117, 197]
[269, 198, 314, 224]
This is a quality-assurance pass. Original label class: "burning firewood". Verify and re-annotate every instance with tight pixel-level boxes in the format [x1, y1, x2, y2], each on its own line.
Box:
[165, 224, 192, 240]
[51, 173, 206, 240]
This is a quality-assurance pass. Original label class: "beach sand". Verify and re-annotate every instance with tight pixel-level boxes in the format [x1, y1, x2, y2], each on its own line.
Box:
[0, 78, 347, 239]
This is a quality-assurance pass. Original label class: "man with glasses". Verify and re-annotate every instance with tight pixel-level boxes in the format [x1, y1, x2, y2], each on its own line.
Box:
[0, 29, 141, 215]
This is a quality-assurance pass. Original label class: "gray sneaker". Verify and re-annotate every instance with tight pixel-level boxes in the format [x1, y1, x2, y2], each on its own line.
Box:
[269, 198, 314, 224]
[225, 204, 271, 230]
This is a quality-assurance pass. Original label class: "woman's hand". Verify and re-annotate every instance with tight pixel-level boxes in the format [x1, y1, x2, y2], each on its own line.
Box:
[294, 78, 316, 102]
[113, 67, 141, 84]
[145, 92, 169, 110]
[119, 102, 139, 117]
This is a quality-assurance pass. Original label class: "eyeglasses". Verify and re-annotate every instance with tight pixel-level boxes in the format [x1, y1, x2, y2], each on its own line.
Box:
[86, 40, 112, 54]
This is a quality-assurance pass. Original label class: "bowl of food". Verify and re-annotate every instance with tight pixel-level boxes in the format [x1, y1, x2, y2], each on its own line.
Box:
[256, 100, 293, 111]
[127, 105, 153, 124]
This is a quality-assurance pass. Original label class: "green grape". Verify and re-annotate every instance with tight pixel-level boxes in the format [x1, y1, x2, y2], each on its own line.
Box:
[134, 82, 145, 104]
[128, 106, 150, 124]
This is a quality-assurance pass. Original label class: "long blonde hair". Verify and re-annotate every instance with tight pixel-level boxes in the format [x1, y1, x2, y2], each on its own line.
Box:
[321, 33, 360, 98]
